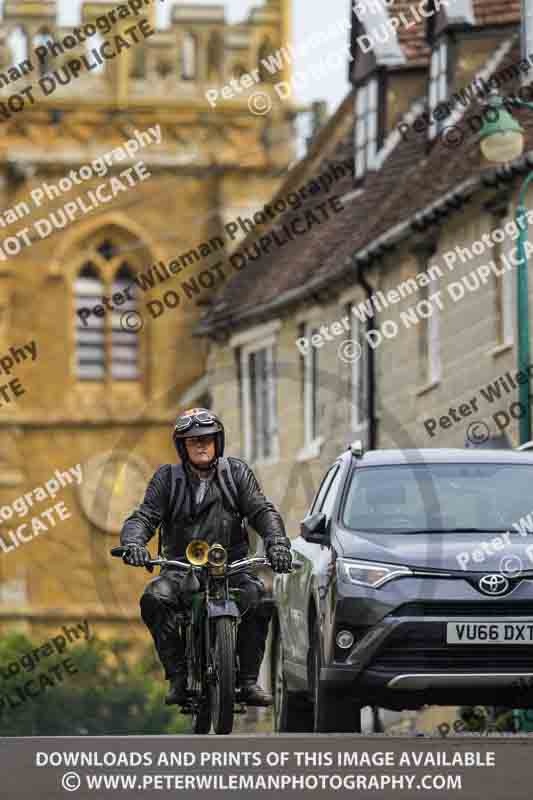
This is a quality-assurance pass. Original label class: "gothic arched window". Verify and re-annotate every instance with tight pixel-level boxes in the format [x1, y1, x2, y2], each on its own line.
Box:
[73, 235, 143, 382]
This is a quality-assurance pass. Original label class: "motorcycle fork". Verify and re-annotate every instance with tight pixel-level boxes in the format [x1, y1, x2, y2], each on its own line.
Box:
[204, 576, 219, 685]
[188, 592, 205, 685]
[204, 576, 240, 685]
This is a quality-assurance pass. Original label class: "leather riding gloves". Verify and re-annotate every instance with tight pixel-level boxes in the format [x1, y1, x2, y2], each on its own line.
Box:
[124, 544, 152, 568]
[267, 543, 292, 573]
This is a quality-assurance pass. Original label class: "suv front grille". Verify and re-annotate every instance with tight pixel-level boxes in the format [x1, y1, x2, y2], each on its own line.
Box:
[393, 602, 533, 617]
[371, 623, 533, 671]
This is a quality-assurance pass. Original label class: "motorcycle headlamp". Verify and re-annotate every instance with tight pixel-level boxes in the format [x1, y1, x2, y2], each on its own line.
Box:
[208, 543, 227, 571]
[336, 558, 412, 589]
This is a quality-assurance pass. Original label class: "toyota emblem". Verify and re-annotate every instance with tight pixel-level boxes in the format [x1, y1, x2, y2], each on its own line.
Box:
[478, 574, 510, 596]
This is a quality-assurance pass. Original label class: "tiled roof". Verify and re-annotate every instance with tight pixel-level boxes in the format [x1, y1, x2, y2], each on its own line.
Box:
[198, 7, 525, 337]
[394, 0, 431, 64]
[473, 0, 521, 26]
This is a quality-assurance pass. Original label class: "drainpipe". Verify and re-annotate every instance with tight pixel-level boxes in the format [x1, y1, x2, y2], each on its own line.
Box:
[357, 262, 377, 450]
[516, 175, 533, 444]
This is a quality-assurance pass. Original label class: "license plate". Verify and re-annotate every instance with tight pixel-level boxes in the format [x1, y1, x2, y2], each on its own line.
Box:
[446, 622, 533, 644]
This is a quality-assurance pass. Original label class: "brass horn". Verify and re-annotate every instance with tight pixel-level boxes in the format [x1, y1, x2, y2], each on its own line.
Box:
[186, 539, 209, 566]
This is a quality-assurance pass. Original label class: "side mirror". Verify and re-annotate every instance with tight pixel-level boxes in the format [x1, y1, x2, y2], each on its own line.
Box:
[301, 512, 329, 545]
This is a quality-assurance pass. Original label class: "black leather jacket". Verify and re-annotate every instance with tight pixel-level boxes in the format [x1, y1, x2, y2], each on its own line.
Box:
[120, 457, 290, 562]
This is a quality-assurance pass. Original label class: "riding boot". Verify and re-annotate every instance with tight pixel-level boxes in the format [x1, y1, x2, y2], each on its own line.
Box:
[237, 601, 272, 705]
[165, 663, 188, 705]
[140, 596, 186, 680]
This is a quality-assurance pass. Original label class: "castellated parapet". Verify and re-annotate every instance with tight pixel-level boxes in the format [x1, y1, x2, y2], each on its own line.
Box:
[0, 0, 292, 108]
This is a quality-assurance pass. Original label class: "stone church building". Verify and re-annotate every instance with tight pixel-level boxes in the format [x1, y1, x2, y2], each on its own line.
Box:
[0, 0, 295, 642]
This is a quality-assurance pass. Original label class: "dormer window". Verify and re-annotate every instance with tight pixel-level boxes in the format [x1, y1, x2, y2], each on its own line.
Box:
[354, 75, 379, 180]
[428, 37, 448, 138]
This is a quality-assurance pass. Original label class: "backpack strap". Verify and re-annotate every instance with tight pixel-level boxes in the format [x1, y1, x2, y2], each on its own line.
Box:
[217, 457, 252, 549]
[158, 464, 186, 557]
[216, 457, 240, 514]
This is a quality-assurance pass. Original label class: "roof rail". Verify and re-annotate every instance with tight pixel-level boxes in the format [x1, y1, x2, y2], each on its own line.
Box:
[349, 440, 364, 458]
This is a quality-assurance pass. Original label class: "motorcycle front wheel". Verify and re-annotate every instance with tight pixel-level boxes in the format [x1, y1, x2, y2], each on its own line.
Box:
[187, 624, 212, 734]
[209, 617, 236, 735]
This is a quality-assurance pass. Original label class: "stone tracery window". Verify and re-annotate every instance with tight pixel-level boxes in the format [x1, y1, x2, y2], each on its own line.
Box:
[74, 238, 141, 382]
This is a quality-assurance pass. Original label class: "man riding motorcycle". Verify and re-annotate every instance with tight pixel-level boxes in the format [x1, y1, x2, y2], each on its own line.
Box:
[120, 408, 292, 707]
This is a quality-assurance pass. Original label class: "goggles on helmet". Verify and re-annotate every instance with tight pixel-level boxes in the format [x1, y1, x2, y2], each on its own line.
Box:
[174, 411, 218, 435]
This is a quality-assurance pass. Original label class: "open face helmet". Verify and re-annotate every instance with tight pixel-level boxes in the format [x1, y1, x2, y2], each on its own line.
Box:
[172, 408, 225, 465]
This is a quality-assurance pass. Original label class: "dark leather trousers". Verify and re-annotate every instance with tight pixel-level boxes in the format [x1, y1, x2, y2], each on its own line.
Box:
[140, 569, 271, 683]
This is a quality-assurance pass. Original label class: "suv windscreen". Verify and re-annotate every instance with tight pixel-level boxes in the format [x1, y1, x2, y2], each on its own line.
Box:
[342, 463, 533, 533]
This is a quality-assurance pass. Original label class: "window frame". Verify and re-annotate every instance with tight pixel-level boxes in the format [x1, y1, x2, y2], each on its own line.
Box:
[428, 36, 449, 140]
[308, 464, 340, 516]
[319, 465, 344, 521]
[240, 334, 279, 466]
[354, 73, 380, 181]
[302, 321, 322, 451]
[418, 281, 442, 387]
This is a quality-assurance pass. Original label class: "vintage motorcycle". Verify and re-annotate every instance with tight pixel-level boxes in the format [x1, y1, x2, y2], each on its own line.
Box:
[111, 540, 270, 735]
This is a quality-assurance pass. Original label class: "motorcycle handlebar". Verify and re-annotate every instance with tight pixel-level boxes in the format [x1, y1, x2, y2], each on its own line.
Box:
[110, 546, 270, 574]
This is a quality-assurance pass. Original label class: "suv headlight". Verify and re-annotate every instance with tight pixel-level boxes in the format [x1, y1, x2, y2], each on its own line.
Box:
[337, 558, 412, 589]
